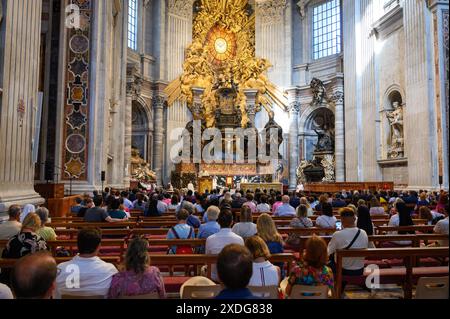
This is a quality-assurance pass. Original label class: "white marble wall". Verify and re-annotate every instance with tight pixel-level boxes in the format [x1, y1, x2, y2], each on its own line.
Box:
[162, 1, 194, 184]
[402, 0, 439, 189]
[255, 0, 293, 183]
[342, 0, 446, 190]
[256, 0, 292, 88]
[0, 0, 44, 207]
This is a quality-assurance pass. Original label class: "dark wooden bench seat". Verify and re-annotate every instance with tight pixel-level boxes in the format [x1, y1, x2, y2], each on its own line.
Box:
[335, 247, 449, 299]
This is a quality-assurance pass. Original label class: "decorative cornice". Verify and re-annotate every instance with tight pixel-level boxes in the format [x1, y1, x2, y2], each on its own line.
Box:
[168, 0, 192, 19]
[296, 0, 311, 20]
[371, 2, 403, 39]
[246, 104, 257, 115]
[257, 0, 287, 25]
[288, 102, 300, 114]
[427, 0, 449, 11]
[153, 95, 166, 109]
[330, 91, 344, 104]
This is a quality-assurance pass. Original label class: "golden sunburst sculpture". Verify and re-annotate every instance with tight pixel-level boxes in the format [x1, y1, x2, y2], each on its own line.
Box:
[164, 0, 288, 128]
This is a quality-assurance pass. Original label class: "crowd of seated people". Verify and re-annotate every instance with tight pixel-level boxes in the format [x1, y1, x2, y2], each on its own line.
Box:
[0, 186, 448, 299]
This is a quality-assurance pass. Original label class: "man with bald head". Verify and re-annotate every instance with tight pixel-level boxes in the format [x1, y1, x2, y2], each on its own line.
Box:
[11, 251, 57, 299]
[274, 195, 296, 217]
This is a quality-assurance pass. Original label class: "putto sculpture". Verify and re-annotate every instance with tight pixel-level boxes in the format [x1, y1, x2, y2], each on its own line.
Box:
[310, 78, 327, 105]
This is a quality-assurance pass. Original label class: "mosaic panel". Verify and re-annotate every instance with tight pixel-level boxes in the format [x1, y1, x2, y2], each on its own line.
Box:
[62, 0, 91, 179]
[443, 10, 449, 138]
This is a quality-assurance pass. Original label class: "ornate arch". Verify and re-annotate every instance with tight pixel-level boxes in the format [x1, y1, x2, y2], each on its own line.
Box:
[132, 98, 153, 164]
[298, 104, 335, 135]
[383, 84, 405, 109]
[133, 96, 153, 131]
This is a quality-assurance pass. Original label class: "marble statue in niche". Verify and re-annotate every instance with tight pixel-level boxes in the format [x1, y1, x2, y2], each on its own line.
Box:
[313, 125, 335, 152]
[385, 101, 404, 158]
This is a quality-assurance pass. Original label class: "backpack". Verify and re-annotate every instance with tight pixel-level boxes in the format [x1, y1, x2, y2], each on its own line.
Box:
[169, 226, 194, 254]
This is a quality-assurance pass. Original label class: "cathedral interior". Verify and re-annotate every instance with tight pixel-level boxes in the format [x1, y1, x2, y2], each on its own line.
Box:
[0, 0, 448, 209]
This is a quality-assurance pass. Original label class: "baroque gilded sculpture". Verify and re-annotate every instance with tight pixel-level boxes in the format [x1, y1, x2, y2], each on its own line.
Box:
[385, 101, 404, 158]
[131, 147, 157, 182]
[164, 0, 288, 128]
[321, 154, 335, 182]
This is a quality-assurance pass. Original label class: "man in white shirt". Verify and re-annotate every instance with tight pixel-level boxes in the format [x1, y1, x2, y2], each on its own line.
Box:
[274, 195, 296, 217]
[0, 283, 13, 299]
[328, 208, 369, 276]
[56, 228, 118, 298]
[206, 209, 244, 281]
[433, 211, 449, 247]
[0, 205, 22, 240]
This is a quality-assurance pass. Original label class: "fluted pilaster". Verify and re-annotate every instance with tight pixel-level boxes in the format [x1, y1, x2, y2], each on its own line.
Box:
[288, 101, 300, 189]
[0, 0, 44, 208]
[332, 91, 345, 182]
[153, 95, 165, 185]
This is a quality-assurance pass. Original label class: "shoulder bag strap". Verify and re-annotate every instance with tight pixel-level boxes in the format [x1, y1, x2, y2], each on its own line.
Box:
[171, 226, 180, 239]
[345, 229, 361, 250]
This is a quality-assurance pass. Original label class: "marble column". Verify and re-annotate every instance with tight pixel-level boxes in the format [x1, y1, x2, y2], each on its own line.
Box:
[0, 0, 44, 209]
[124, 93, 133, 185]
[332, 90, 345, 182]
[153, 94, 165, 185]
[191, 87, 205, 120]
[125, 65, 143, 186]
[428, 0, 449, 189]
[288, 102, 300, 190]
[244, 89, 258, 127]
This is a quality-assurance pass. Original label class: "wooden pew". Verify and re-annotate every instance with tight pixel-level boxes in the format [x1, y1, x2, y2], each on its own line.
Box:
[277, 227, 336, 235]
[131, 228, 189, 237]
[47, 222, 137, 229]
[137, 221, 178, 228]
[372, 219, 427, 227]
[50, 217, 139, 223]
[148, 253, 296, 279]
[147, 239, 206, 247]
[54, 228, 132, 239]
[375, 225, 435, 235]
[45, 239, 127, 257]
[295, 234, 449, 257]
[0, 256, 121, 269]
[334, 247, 449, 299]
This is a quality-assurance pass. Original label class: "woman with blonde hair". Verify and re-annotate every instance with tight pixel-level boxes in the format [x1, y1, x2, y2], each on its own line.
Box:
[256, 213, 284, 254]
[245, 236, 280, 287]
[108, 236, 166, 298]
[300, 197, 314, 216]
[285, 235, 334, 297]
[2, 213, 48, 259]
